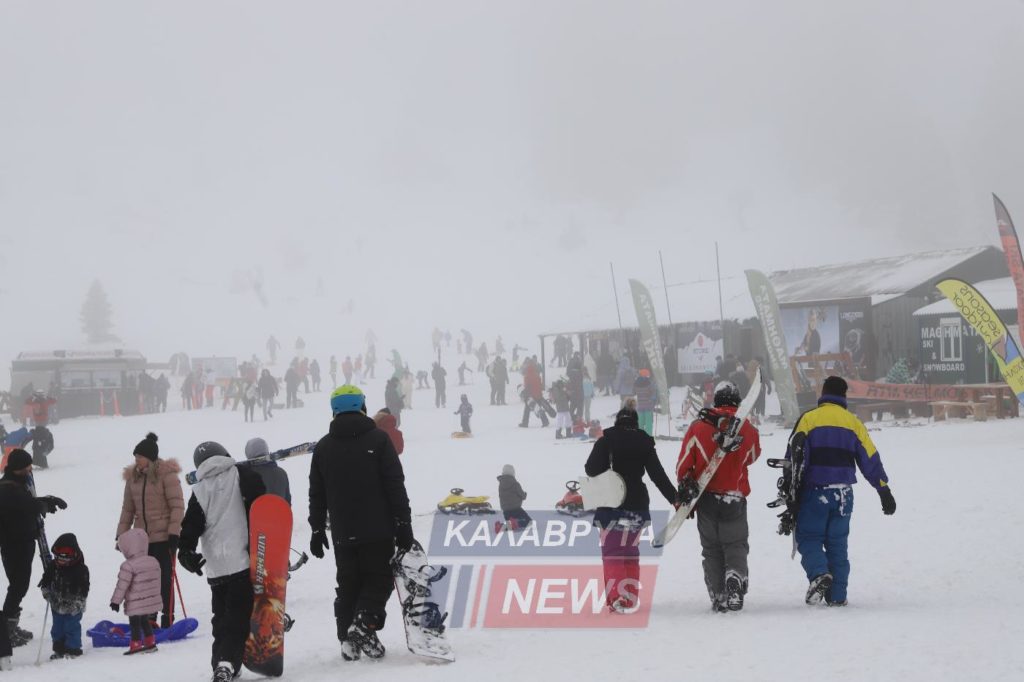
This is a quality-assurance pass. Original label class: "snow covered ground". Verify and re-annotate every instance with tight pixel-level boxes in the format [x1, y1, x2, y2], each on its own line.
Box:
[7, 374, 1023, 681]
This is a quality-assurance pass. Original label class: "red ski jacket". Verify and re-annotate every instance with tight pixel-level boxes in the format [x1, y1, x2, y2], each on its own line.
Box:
[675, 406, 761, 497]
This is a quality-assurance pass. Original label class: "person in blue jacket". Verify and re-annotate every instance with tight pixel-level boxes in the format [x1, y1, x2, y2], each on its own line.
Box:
[783, 376, 896, 606]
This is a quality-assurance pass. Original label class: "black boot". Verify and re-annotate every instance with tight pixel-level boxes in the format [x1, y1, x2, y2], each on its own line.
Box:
[50, 640, 66, 660]
[7, 615, 33, 647]
[345, 611, 385, 660]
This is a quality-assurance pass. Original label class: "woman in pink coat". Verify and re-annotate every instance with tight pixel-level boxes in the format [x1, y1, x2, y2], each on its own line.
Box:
[110, 529, 163, 655]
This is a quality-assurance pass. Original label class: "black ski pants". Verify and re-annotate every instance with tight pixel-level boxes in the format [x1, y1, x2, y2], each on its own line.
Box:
[209, 570, 254, 674]
[148, 541, 173, 624]
[333, 540, 395, 639]
[1, 540, 34, 618]
[696, 494, 750, 601]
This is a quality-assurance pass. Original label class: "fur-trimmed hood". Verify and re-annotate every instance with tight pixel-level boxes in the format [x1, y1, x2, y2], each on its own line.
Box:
[123, 457, 181, 483]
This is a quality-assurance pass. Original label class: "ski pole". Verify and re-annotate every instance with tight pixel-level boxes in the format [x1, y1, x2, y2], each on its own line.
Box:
[173, 566, 188, 619]
[168, 554, 177, 626]
[34, 603, 50, 666]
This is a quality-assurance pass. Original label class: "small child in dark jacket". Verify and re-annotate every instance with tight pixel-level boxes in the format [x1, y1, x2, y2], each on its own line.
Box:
[39, 533, 90, 659]
[454, 394, 473, 434]
[496, 465, 532, 531]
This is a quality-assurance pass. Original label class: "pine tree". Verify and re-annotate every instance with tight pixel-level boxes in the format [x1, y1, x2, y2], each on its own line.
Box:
[80, 279, 119, 344]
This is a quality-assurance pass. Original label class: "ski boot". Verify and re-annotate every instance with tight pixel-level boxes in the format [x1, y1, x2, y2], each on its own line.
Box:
[142, 634, 158, 652]
[805, 573, 833, 605]
[123, 640, 145, 656]
[212, 661, 234, 682]
[344, 611, 385, 660]
[825, 587, 847, 607]
[64, 647, 83, 658]
[725, 571, 746, 612]
[608, 596, 638, 614]
[50, 640, 66, 660]
[6, 615, 33, 647]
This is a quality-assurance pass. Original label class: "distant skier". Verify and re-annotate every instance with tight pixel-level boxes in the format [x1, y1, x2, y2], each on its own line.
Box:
[550, 380, 572, 439]
[782, 376, 896, 607]
[384, 377, 404, 427]
[308, 386, 413, 661]
[310, 359, 322, 392]
[342, 356, 353, 385]
[373, 408, 405, 455]
[519, 357, 549, 428]
[432, 362, 448, 408]
[258, 369, 278, 420]
[455, 394, 473, 434]
[285, 364, 301, 409]
[615, 355, 636, 408]
[457, 361, 472, 386]
[365, 346, 376, 379]
[266, 335, 281, 365]
[416, 370, 430, 390]
[675, 382, 761, 612]
[329, 356, 338, 388]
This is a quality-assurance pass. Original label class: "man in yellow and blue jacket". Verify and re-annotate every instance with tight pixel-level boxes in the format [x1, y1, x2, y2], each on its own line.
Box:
[785, 376, 896, 606]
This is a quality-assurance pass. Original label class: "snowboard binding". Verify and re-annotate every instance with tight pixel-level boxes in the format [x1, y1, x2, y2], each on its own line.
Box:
[555, 480, 588, 516]
[436, 488, 494, 515]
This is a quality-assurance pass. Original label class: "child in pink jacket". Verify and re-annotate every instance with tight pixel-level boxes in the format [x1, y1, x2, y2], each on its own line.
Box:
[110, 528, 163, 654]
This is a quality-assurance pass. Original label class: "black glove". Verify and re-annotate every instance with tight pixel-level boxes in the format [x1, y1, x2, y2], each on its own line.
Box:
[878, 487, 896, 516]
[40, 496, 68, 514]
[167, 535, 179, 553]
[37, 566, 54, 589]
[777, 508, 796, 536]
[677, 477, 701, 506]
[310, 529, 330, 559]
[713, 430, 744, 453]
[178, 549, 206, 576]
[110, 603, 120, 613]
[394, 520, 414, 552]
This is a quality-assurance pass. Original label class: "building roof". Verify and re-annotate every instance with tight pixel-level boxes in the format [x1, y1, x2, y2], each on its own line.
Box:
[913, 278, 1019, 317]
[770, 246, 997, 304]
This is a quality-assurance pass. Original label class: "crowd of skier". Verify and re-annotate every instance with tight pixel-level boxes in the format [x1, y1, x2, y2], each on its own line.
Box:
[0, 327, 898, 679]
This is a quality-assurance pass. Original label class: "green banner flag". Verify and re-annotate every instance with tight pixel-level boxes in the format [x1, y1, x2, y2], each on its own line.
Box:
[745, 269, 801, 426]
[629, 279, 671, 421]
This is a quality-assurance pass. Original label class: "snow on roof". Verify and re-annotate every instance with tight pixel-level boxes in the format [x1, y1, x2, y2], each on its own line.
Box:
[15, 349, 146, 361]
[770, 246, 995, 304]
[913, 278, 1019, 316]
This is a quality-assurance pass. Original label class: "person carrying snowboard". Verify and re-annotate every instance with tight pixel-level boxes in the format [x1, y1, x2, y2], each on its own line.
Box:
[783, 376, 896, 606]
[244, 438, 291, 503]
[0, 449, 67, 647]
[308, 385, 413, 661]
[177, 442, 266, 682]
[454, 394, 473, 434]
[675, 382, 761, 612]
[110, 528, 163, 655]
[496, 465, 532, 531]
[39, 532, 90, 659]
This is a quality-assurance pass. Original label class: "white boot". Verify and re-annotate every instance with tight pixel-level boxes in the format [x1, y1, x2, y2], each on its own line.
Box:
[0, 657, 12, 671]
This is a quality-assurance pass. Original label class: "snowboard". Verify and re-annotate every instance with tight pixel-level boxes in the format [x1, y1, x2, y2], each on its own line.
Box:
[392, 541, 454, 662]
[243, 495, 293, 677]
[767, 429, 806, 558]
[652, 369, 762, 548]
[186, 442, 315, 485]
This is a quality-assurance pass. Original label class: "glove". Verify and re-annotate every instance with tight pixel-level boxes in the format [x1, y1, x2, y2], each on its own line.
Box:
[37, 566, 54, 590]
[41, 496, 68, 514]
[167, 535, 179, 553]
[178, 549, 206, 576]
[878, 487, 896, 515]
[777, 508, 796, 536]
[713, 430, 744, 453]
[394, 520, 414, 552]
[677, 477, 701, 506]
[310, 529, 330, 559]
[110, 603, 120, 613]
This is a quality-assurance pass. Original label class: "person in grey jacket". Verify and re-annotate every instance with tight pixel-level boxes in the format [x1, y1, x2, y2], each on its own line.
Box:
[244, 437, 291, 505]
[496, 465, 532, 530]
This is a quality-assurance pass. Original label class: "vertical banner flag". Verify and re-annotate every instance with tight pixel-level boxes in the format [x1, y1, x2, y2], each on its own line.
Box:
[629, 279, 671, 420]
[745, 269, 801, 426]
[993, 194, 1024, 336]
[936, 278, 1024, 406]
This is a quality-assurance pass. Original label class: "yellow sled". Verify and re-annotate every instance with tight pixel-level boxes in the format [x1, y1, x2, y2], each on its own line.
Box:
[436, 487, 494, 515]
[451, 431, 473, 439]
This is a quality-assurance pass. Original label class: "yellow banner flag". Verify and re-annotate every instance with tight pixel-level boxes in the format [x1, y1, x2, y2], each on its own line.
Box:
[936, 278, 1024, 405]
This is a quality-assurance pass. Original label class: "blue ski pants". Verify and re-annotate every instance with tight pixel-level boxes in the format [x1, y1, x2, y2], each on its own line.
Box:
[51, 612, 83, 650]
[796, 486, 853, 602]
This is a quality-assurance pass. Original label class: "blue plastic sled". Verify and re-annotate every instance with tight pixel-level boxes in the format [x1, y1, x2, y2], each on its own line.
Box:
[87, 618, 199, 648]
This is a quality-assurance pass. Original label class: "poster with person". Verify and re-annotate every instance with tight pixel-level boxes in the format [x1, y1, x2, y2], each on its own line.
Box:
[780, 305, 840, 356]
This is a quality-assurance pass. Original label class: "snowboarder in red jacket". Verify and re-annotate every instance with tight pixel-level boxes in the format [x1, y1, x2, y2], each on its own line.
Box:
[675, 382, 760, 613]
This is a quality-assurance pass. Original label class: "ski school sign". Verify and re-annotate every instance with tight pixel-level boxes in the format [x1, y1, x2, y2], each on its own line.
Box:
[424, 511, 668, 628]
[846, 380, 973, 403]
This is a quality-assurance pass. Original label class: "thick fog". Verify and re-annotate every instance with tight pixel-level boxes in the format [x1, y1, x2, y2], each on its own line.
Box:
[2, 0, 1023, 370]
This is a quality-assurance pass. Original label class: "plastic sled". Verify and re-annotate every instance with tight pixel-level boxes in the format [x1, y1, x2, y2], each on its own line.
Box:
[87, 618, 199, 648]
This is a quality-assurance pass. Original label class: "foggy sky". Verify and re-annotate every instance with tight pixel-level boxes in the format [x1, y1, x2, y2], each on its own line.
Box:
[2, 1, 1023, 370]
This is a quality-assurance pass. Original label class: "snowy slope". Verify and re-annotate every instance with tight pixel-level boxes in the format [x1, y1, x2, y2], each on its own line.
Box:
[6, 374, 1023, 681]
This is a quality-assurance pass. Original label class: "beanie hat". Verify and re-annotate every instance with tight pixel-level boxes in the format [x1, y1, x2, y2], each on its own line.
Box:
[245, 437, 270, 460]
[133, 432, 159, 461]
[4, 448, 32, 473]
[821, 376, 848, 398]
[502, 464, 515, 477]
[193, 441, 229, 469]
[331, 385, 366, 415]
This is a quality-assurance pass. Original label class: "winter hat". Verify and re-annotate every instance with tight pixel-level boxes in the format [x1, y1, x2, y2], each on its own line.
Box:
[639, 369, 651, 378]
[331, 385, 366, 415]
[245, 437, 270, 460]
[501, 464, 515, 477]
[193, 441, 230, 468]
[821, 376, 848, 398]
[133, 432, 159, 461]
[4, 448, 32, 474]
[614, 408, 640, 428]
[52, 532, 83, 567]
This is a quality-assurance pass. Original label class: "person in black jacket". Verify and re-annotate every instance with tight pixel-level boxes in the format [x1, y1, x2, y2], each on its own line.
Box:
[39, 532, 90, 659]
[0, 449, 67, 647]
[584, 409, 677, 613]
[308, 385, 412, 662]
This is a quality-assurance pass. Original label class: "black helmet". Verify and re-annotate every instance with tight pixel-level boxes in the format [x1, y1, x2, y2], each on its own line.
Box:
[193, 441, 230, 468]
[713, 381, 741, 408]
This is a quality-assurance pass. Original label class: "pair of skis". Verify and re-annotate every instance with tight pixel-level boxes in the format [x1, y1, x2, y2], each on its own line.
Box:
[652, 369, 762, 547]
[185, 441, 316, 485]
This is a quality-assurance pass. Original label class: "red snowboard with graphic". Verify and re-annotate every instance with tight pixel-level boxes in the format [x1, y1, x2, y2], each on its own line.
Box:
[242, 495, 292, 677]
